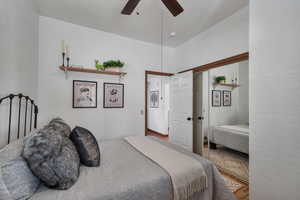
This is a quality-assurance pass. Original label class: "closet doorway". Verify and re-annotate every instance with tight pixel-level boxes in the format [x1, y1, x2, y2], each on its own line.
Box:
[145, 71, 173, 140]
[190, 53, 250, 184]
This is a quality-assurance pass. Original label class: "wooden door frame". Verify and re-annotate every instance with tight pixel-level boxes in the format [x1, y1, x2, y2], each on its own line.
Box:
[178, 52, 249, 73]
[145, 71, 174, 136]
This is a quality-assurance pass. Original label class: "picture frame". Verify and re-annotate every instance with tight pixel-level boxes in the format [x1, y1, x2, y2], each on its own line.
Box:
[223, 90, 232, 106]
[212, 90, 221, 107]
[73, 80, 97, 108]
[150, 91, 159, 108]
[103, 83, 124, 108]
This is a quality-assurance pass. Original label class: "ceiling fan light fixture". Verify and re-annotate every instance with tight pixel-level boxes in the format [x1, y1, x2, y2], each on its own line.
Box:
[121, 0, 184, 17]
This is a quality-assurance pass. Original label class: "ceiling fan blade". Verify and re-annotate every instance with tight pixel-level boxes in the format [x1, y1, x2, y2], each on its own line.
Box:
[161, 0, 184, 17]
[121, 0, 141, 15]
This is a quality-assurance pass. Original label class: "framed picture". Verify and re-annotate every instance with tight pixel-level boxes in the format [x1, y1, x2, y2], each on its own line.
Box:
[212, 90, 221, 107]
[223, 90, 232, 106]
[73, 80, 97, 108]
[103, 83, 124, 108]
[150, 91, 159, 108]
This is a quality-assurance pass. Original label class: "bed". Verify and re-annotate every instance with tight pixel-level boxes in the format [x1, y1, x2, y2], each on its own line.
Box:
[211, 125, 249, 154]
[0, 93, 236, 200]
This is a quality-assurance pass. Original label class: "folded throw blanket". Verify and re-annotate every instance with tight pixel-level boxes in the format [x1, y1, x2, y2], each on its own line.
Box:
[125, 136, 207, 200]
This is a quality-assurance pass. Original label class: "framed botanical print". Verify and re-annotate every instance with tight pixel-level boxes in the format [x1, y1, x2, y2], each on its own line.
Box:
[150, 91, 159, 108]
[212, 90, 221, 107]
[103, 83, 124, 108]
[223, 90, 232, 106]
[73, 80, 97, 108]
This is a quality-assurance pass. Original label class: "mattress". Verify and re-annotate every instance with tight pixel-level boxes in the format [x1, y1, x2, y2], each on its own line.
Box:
[211, 125, 249, 154]
[30, 137, 235, 200]
[216, 125, 249, 135]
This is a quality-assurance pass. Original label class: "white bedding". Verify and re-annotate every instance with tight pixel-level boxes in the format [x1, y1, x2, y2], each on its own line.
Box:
[217, 125, 249, 135]
[0, 137, 235, 200]
[211, 125, 249, 154]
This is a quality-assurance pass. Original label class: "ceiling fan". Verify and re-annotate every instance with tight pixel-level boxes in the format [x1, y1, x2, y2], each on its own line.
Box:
[121, 0, 184, 17]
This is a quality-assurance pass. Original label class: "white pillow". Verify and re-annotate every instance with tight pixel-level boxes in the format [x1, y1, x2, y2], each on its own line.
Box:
[0, 130, 37, 163]
[0, 157, 40, 200]
[0, 169, 12, 200]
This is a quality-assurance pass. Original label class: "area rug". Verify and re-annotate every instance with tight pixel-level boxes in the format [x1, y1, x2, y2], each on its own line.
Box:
[222, 173, 249, 200]
[204, 146, 249, 184]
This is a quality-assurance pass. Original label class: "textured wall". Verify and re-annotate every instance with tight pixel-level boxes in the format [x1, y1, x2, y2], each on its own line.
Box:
[0, 0, 38, 148]
[38, 16, 176, 140]
[250, 0, 300, 199]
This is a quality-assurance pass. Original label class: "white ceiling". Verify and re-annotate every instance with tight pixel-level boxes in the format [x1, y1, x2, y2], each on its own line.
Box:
[35, 0, 248, 47]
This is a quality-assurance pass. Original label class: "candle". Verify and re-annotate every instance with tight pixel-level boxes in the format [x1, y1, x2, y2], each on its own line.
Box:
[66, 45, 70, 57]
[61, 40, 65, 53]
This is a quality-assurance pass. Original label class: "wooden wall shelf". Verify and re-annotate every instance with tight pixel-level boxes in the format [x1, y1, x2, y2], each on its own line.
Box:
[213, 83, 240, 88]
[59, 66, 127, 76]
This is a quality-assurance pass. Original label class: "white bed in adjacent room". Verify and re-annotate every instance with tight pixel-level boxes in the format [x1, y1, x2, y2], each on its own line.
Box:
[211, 125, 249, 154]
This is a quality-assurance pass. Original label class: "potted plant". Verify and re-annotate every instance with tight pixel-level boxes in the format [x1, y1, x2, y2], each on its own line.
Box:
[95, 60, 104, 71]
[103, 60, 125, 72]
[215, 76, 226, 84]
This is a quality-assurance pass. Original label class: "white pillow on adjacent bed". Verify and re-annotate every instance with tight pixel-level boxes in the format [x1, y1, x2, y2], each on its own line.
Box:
[0, 130, 37, 162]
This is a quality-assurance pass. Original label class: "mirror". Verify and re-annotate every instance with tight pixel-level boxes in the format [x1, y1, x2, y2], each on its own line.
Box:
[201, 60, 249, 184]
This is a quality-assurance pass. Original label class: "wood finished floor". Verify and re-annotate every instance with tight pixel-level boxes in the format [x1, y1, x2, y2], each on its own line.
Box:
[147, 130, 169, 141]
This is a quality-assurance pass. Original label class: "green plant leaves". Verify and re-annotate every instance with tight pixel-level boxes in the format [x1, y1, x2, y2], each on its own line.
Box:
[103, 60, 125, 68]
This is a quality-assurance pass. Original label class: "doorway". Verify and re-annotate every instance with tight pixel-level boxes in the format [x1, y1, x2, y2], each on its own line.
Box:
[145, 71, 173, 140]
[204, 60, 250, 184]
[145, 70, 203, 153]
[190, 53, 250, 184]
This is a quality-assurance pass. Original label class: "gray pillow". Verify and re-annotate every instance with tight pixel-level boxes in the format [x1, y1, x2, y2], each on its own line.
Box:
[70, 127, 100, 167]
[22, 127, 80, 190]
[0, 157, 40, 200]
[44, 118, 72, 137]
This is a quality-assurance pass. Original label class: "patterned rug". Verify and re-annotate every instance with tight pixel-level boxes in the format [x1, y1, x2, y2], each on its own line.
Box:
[222, 173, 244, 193]
[222, 172, 249, 200]
[204, 145, 249, 184]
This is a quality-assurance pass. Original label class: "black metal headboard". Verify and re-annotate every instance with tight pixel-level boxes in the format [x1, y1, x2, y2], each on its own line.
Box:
[0, 93, 38, 144]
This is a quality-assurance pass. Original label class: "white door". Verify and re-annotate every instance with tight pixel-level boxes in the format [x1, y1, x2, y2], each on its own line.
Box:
[193, 72, 204, 155]
[169, 71, 193, 151]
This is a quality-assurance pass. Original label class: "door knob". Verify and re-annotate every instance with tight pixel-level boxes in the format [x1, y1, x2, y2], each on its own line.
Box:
[187, 117, 192, 121]
[198, 116, 204, 120]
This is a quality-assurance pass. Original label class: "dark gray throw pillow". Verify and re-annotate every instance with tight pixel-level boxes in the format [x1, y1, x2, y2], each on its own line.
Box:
[70, 127, 100, 167]
[22, 127, 80, 190]
[45, 118, 72, 137]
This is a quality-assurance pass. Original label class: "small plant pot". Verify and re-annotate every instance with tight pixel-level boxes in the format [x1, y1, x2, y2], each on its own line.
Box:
[219, 80, 225, 84]
[105, 66, 121, 72]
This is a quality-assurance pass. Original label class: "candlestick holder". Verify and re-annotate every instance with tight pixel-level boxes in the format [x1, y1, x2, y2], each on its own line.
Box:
[62, 52, 66, 67]
[64, 57, 70, 79]
[67, 57, 70, 67]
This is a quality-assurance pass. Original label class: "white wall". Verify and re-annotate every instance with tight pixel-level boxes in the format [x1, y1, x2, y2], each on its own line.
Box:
[38, 16, 175, 141]
[250, 1, 300, 199]
[172, 6, 249, 141]
[147, 75, 170, 135]
[209, 64, 240, 126]
[0, 0, 38, 148]
[174, 6, 249, 72]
